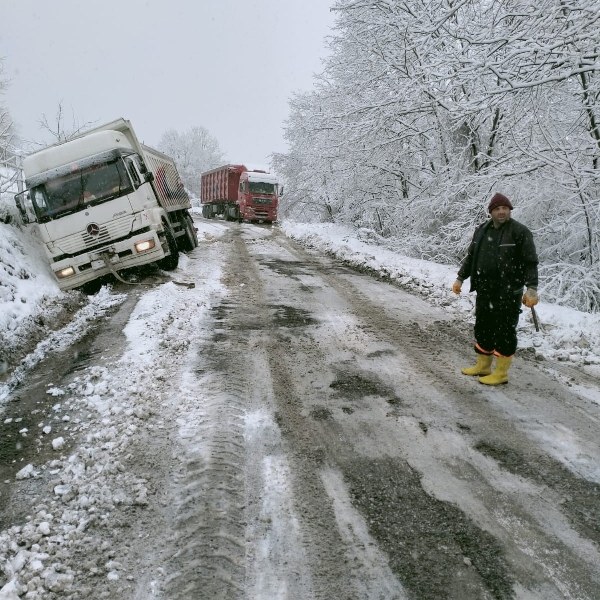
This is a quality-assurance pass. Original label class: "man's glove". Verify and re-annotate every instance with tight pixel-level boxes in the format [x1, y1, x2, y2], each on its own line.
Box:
[522, 287, 539, 308]
[452, 279, 463, 294]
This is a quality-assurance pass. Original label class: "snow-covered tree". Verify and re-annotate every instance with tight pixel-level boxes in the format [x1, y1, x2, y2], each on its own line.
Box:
[158, 126, 225, 198]
[277, 0, 600, 312]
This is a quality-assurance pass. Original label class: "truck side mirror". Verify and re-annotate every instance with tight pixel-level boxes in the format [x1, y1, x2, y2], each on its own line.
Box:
[279, 185, 284, 196]
[15, 193, 30, 224]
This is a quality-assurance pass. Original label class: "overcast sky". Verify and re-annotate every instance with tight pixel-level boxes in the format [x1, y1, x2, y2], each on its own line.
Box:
[2, 0, 335, 168]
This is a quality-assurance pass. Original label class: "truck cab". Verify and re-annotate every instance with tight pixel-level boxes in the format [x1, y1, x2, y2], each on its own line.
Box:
[238, 170, 279, 223]
[15, 120, 196, 290]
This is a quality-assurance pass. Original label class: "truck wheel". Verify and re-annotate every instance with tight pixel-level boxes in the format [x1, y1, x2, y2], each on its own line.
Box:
[157, 226, 179, 270]
[187, 214, 199, 248]
[178, 214, 198, 251]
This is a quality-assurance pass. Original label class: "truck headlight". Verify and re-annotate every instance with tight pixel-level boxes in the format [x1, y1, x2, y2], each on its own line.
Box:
[55, 266, 75, 279]
[134, 239, 155, 253]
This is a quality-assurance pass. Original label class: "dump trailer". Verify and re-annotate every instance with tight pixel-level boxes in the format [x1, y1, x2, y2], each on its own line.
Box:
[200, 164, 279, 223]
[15, 118, 198, 290]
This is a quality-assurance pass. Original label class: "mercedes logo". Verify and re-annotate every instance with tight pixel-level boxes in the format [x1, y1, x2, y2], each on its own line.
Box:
[86, 223, 100, 236]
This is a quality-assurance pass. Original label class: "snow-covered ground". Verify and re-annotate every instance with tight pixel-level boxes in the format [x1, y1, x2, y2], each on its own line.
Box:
[0, 223, 228, 598]
[1, 216, 600, 401]
[281, 222, 600, 370]
[0, 216, 599, 598]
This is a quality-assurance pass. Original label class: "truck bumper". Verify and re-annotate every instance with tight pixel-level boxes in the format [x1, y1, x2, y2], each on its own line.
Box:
[51, 230, 165, 290]
[241, 208, 276, 223]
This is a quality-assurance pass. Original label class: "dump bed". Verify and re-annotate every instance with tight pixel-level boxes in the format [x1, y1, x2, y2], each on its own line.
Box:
[201, 164, 246, 204]
[141, 144, 190, 211]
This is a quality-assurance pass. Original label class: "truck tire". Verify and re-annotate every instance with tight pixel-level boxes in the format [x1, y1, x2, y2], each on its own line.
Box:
[187, 214, 199, 248]
[179, 213, 198, 251]
[157, 225, 179, 270]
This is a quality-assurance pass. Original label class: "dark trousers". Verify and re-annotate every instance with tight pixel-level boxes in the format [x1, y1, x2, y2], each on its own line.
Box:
[474, 290, 522, 357]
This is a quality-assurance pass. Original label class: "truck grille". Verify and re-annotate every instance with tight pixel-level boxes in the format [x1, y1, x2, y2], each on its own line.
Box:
[56, 214, 135, 255]
[82, 225, 112, 246]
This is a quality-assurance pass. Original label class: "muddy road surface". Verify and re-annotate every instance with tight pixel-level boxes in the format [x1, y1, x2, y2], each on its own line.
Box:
[0, 221, 599, 600]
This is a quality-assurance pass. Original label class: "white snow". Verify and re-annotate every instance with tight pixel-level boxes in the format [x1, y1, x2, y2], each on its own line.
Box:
[280, 222, 600, 382]
[0, 222, 61, 338]
[2, 218, 599, 384]
[246, 171, 278, 183]
[0, 215, 599, 597]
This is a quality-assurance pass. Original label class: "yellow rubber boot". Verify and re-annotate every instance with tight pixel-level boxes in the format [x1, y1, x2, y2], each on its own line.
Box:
[461, 354, 493, 376]
[479, 355, 513, 385]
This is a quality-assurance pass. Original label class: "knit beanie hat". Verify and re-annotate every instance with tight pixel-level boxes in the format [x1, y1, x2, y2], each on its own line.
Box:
[488, 192, 513, 212]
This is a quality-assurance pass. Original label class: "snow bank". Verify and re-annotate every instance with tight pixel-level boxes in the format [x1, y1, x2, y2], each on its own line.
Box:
[280, 221, 600, 368]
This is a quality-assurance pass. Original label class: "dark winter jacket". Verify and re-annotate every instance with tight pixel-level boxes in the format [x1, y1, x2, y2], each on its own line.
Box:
[457, 218, 538, 294]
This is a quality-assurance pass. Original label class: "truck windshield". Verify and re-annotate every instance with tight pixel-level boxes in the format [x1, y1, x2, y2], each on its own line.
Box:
[30, 159, 133, 221]
[248, 181, 276, 194]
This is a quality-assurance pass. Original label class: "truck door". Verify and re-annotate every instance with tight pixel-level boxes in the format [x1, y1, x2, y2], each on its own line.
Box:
[124, 156, 143, 189]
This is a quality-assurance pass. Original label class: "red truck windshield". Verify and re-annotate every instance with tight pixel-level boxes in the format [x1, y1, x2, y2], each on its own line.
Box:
[30, 159, 133, 221]
[249, 181, 277, 194]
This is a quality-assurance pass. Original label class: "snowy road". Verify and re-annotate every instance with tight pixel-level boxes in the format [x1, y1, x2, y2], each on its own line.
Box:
[1, 221, 599, 599]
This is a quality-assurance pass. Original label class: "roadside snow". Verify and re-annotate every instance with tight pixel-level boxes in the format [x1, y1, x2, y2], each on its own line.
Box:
[0, 222, 60, 330]
[1, 217, 599, 405]
[0, 217, 599, 597]
[0, 224, 228, 598]
[0, 288, 126, 404]
[280, 222, 600, 376]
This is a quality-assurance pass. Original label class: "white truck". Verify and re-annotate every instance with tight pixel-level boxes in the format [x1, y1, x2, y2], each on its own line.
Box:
[15, 118, 198, 290]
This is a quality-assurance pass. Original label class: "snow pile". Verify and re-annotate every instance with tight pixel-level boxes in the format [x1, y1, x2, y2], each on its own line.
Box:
[280, 221, 600, 368]
[0, 259, 226, 598]
[0, 365, 157, 597]
[0, 219, 67, 377]
[0, 288, 126, 404]
[0, 221, 61, 323]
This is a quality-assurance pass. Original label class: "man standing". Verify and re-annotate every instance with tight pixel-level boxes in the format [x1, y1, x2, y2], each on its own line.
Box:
[452, 193, 539, 385]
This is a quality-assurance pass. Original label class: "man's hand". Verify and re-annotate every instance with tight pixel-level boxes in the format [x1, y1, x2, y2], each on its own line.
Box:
[522, 287, 539, 307]
[452, 280, 463, 295]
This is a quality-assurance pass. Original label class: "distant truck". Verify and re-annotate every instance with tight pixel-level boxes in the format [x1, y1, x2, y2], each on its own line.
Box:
[200, 164, 279, 223]
[15, 118, 198, 290]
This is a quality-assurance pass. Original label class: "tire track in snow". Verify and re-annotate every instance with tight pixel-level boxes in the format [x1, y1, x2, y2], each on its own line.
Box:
[165, 345, 247, 598]
[250, 232, 600, 599]
[166, 228, 315, 599]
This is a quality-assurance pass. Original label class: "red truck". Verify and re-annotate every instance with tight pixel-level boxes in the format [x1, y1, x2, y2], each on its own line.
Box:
[200, 164, 279, 223]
